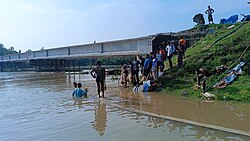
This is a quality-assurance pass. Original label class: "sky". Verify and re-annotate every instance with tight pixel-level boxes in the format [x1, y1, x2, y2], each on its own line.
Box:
[0, 0, 249, 52]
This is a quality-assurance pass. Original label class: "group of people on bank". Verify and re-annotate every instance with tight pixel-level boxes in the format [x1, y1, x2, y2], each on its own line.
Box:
[119, 36, 187, 90]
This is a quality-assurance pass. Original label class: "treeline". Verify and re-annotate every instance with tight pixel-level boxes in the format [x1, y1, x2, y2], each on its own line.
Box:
[0, 43, 18, 56]
[97, 56, 133, 65]
[76, 56, 134, 66]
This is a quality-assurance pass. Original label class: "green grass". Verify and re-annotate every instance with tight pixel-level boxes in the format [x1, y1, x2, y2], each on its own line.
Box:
[160, 22, 250, 102]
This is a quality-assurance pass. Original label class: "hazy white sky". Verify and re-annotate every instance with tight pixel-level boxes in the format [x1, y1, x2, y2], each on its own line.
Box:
[0, 0, 249, 52]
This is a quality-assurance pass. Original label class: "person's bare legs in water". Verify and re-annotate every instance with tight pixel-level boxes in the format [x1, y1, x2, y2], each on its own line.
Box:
[96, 80, 105, 98]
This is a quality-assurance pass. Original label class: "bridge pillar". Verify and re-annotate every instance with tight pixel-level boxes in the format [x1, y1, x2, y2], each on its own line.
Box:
[14, 62, 18, 72]
[53, 59, 63, 72]
[67, 60, 70, 73]
[59, 59, 64, 72]
[48, 60, 52, 72]
[54, 59, 59, 72]
[62, 60, 66, 72]
[55, 59, 61, 72]
[35, 66, 40, 72]
[34, 60, 42, 72]
[72, 60, 75, 73]
[78, 60, 81, 72]
[0, 63, 3, 72]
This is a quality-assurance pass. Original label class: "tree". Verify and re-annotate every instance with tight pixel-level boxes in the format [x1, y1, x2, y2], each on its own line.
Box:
[0, 43, 18, 56]
[9, 46, 14, 51]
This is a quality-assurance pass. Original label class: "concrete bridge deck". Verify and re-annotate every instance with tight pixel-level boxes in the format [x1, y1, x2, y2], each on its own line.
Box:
[0, 36, 154, 63]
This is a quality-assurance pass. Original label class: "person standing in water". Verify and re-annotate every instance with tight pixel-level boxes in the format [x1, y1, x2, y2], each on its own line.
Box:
[90, 61, 106, 98]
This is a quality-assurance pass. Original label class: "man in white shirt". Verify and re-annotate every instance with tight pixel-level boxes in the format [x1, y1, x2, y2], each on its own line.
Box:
[165, 41, 175, 68]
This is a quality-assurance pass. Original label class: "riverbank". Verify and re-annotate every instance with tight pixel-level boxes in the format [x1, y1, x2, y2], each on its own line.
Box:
[159, 22, 250, 102]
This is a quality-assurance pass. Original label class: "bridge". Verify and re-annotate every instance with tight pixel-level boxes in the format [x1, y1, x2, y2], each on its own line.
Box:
[0, 30, 206, 72]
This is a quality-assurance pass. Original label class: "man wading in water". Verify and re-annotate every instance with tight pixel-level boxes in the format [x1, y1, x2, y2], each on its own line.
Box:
[91, 61, 106, 98]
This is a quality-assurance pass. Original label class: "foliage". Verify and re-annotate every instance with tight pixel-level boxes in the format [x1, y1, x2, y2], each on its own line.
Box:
[97, 56, 134, 65]
[0, 43, 18, 56]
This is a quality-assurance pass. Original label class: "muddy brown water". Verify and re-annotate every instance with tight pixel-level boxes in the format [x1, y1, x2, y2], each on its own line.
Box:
[0, 72, 249, 141]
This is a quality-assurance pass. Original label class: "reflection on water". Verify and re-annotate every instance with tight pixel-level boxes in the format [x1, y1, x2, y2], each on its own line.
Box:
[92, 100, 107, 136]
[0, 72, 249, 141]
[107, 107, 248, 141]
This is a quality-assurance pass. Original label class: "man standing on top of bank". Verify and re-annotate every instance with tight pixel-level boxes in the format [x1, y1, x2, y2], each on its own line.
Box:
[205, 6, 215, 24]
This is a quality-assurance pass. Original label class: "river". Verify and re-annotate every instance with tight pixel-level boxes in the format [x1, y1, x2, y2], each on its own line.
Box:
[0, 72, 249, 141]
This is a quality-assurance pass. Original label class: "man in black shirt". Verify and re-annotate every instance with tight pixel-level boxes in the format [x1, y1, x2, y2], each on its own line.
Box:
[91, 61, 106, 98]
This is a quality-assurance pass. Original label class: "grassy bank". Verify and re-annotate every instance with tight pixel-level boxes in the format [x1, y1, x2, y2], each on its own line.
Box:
[159, 22, 250, 102]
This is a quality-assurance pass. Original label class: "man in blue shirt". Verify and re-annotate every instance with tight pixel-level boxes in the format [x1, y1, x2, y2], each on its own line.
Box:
[143, 54, 151, 77]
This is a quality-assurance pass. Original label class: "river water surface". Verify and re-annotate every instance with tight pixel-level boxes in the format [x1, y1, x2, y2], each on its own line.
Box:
[0, 72, 249, 141]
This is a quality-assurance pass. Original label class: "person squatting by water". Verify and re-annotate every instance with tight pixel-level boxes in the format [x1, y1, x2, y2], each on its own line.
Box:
[205, 5, 214, 24]
[72, 82, 88, 98]
[195, 67, 209, 93]
[90, 61, 106, 98]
